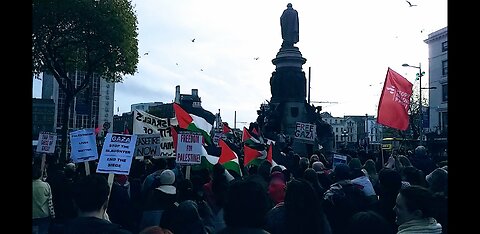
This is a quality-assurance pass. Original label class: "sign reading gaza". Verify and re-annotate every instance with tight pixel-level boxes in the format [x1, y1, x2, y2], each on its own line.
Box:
[294, 122, 316, 142]
[176, 132, 202, 165]
[96, 133, 137, 175]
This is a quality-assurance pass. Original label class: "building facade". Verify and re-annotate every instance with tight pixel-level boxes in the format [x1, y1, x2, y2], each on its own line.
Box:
[424, 27, 448, 134]
[321, 113, 382, 151]
[32, 98, 55, 140]
[42, 71, 115, 135]
[131, 102, 164, 112]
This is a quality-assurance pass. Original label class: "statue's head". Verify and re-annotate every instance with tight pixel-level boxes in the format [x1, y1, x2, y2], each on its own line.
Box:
[287, 3, 292, 8]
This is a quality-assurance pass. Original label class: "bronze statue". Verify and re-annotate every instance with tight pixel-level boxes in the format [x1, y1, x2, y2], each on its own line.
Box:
[280, 3, 299, 48]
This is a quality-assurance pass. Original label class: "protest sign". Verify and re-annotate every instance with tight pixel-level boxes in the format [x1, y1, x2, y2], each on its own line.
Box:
[133, 109, 176, 157]
[70, 129, 98, 163]
[36, 132, 57, 154]
[176, 132, 202, 165]
[332, 154, 347, 169]
[96, 133, 137, 175]
[294, 122, 316, 144]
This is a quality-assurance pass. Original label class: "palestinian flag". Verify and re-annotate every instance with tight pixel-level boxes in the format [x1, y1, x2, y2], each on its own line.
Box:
[243, 143, 266, 166]
[222, 122, 233, 134]
[243, 142, 273, 166]
[242, 127, 261, 144]
[218, 139, 242, 176]
[192, 145, 220, 171]
[173, 103, 215, 145]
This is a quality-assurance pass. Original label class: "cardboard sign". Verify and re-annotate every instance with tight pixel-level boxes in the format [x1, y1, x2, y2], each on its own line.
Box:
[176, 132, 202, 165]
[36, 132, 57, 154]
[96, 133, 137, 175]
[70, 129, 98, 163]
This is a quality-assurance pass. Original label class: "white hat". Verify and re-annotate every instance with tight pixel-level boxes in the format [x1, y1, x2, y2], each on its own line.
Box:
[155, 169, 176, 194]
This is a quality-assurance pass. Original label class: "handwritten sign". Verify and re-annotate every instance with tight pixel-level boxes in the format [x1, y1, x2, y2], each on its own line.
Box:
[70, 129, 98, 163]
[176, 132, 202, 165]
[133, 109, 176, 157]
[96, 133, 137, 175]
[36, 132, 57, 153]
[294, 122, 316, 143]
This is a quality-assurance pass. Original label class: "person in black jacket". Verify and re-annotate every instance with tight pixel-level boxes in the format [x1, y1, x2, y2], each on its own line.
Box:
[63, 174, 132, 234]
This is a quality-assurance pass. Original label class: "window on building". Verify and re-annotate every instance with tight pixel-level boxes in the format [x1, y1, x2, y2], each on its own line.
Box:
[442, 41, 448, 52]
[336, 127, 338, 133]
[442, 60, 448, 76]
[335, 119, 337, 124]
[336, 135, 339, 141]
[441, 112, 448, 132]
[442, 84, 448, 102]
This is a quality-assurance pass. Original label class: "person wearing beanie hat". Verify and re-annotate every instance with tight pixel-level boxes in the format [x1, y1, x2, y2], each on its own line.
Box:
[156, 169, 176, 195]
[425, 168, 448, 195]
[140, 169, 178, 231]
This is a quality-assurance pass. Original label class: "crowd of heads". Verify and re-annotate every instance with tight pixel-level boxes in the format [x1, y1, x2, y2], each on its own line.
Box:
[32, 143, 447, 234]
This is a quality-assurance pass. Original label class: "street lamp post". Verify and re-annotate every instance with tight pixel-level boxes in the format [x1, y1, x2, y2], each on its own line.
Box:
[341, 130, 348, 149]
[402, 63, 425, 145]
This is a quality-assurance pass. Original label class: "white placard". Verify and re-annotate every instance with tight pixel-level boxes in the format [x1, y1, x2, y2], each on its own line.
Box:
[96, 133, 137, 175]
[133, 109, 177, 134]
[70, 129, 98, 163]
[176, 132, 202, 165]
[36, 132, 57, 154]
[333, 154, 347, 169]
[133, 109, 177, 157]
[294, 122, 316, 142]
[135, 134, 162, 158]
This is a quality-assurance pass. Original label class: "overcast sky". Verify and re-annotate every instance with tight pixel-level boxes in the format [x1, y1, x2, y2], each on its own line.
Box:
[33, 0, 447, 130]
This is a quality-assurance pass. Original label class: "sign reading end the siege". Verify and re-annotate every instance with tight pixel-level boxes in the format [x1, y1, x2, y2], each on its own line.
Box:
[97, 133, 137, 175]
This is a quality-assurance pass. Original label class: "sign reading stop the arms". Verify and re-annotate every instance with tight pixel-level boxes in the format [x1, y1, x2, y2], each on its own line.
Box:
[36, 132, 57, 153]
[70, 129, 98, 163]
[294, 122, 316, 143]
[176, 132, 202, 165]
[96, 133, 137, 175]
[133, 109, 177, 157]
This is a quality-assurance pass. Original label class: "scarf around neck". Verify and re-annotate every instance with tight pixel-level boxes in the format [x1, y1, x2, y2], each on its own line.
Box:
[397, 217, 442, 234]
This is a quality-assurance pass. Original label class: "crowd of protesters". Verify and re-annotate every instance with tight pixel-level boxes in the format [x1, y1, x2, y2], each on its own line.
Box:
[33, 144, 448, 234]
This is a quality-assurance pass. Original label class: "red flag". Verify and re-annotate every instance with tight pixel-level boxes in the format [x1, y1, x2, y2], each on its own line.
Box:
[222, 122, 232, 134]
[122, 122, 129, 134]
[377, 68, 413, 130]
[242, 127, 252, 142]
[171, 126, 178, 151]
[95, 126, 101, 135]
[252, 127, 259, 136]
[218, 139, 237, 164]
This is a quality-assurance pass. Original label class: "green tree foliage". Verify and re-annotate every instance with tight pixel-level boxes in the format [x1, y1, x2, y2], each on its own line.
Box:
[33, 0, 139, 163]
